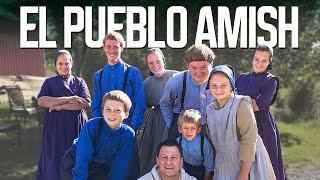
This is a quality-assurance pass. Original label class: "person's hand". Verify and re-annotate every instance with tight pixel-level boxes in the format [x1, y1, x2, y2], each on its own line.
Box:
[49, 105, 64, 112]
[237, 172, 249, 180]
[68, 96, 85, 105]
[252, 99, 259, 112]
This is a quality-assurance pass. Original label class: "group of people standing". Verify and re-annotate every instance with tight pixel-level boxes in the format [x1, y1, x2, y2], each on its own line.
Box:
[35, 31, 285, 180]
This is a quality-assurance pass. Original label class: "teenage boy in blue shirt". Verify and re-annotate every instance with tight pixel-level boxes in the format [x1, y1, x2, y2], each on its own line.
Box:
[91, 32, 146, 131]
[160, 44, 215, 139]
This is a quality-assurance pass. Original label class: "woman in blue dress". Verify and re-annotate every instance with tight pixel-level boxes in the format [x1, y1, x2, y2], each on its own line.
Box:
[36, 50, 91, 180]
[235, 44, 285, 180]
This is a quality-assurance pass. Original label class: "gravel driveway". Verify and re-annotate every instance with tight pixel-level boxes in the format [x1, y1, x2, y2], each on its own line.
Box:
[286, 160, 320, 180]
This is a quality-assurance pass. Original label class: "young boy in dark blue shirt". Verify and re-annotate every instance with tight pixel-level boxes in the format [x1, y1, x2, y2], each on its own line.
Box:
[72, 90, 136, 180]
[177, 109, 214, 180]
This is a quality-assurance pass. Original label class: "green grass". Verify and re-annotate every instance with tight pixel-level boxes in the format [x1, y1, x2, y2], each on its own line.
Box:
[0, 108, 41, 180]
[278, 119, 320, 168]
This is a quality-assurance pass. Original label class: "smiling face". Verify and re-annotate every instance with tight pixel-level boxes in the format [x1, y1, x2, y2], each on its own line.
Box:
[147, 51, 165, 77]
[103, 39, 123, 66]
[178, 122, 201, 141]
[102, 99, 129, 129]
[156, 146, 183, 179]
[209, 73, 232, 103]
[188, 61, 212, 85]
[56, 54, 72, 76]
[252, 50, 271, 73]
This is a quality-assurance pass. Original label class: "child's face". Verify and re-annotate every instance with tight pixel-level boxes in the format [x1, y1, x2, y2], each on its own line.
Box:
[102, 99, 129, 129]
[178, 122, 201, 141]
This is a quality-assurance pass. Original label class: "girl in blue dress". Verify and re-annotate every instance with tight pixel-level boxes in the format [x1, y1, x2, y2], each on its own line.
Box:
[236, 45, 285, 180]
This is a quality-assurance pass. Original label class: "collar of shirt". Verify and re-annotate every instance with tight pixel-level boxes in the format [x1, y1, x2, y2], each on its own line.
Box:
[105, 58, 124, 69]
[103, 121, 123, 135]
[251, 70, 267, 77]
[57, 74, 73, 82]
[181, 134, 201, 146]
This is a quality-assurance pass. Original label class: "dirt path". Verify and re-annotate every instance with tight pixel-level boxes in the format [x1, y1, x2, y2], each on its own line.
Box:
[286, 160, 320, 180]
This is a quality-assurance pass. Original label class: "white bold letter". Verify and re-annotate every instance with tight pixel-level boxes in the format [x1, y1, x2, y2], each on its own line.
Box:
[147, 6, 165, 48]
[195, 6, 217, 48]
[278, 6, 299, 48]
[107, 6, 125, 33]
[218, 6, 247, 48]
[257, 6, 277, 47]
[85, 6, 105, 48]
[167, 6, 187, 48]
[64, 6, 84, 48]
[39, 6, 56, 48]
[126, 6, 147, 48]
[20, 6, 38, 48]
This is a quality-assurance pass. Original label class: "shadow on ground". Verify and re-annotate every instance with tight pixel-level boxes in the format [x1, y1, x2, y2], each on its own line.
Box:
[280, 132, 301, 147]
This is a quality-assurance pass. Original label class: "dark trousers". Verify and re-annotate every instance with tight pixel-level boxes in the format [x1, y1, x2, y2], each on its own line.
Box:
[60, 146, 139, 180]
[60, 146, 110, 180]
[168, 113, 181, 140]
[183, 162, 205, 180]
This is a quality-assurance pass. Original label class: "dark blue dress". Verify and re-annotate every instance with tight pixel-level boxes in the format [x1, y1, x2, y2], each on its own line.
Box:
[235, 71, 285, 180]
[36, 75, 91, 180]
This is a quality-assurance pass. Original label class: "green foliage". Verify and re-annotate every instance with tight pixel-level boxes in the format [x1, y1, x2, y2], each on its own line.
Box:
[275, 80, 320, 121]
[287, 81, 316, 120]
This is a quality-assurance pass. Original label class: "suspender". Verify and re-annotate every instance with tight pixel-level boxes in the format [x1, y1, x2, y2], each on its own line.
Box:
[178, 135, 205, 159]
[180, 71, 187, 111]
[122, 64, 131, 91]
[98, 63, 131, 94]
[200, 135, 204, 157]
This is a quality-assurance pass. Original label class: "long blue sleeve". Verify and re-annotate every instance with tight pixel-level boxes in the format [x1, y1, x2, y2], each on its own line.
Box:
[236, 72, 278, 111]
[255, 76, 277, 110]
[159, 76, 178, 127]
[72, 122, 95, 180]
[128, 67, 146, 130]
[91, 71, 104, 118]
[92, 71, 102, 118]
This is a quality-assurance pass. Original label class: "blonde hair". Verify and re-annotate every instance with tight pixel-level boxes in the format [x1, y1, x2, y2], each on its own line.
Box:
[103, 32, 125, 47]
[177, 109, 201, 127]
[184, 44, 215, 64]
[102, 90, 132, 112]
